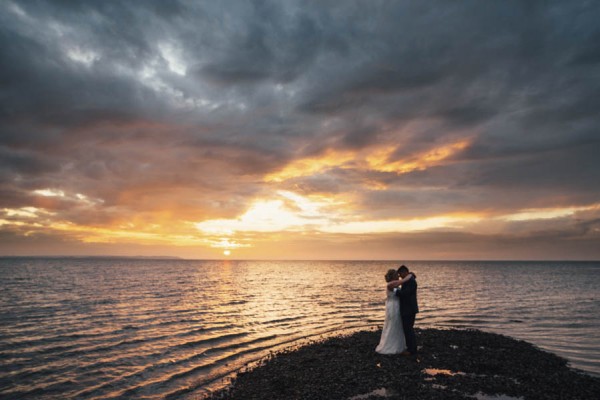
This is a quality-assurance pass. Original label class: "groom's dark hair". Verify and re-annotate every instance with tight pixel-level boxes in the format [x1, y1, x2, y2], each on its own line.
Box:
[398, 265, 409, 274]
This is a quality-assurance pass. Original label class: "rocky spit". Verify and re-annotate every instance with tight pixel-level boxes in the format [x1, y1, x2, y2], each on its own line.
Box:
[207, 328, 600, 400]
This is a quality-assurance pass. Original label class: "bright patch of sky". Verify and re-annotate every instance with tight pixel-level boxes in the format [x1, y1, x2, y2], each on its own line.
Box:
[501, 205, 596, 221]
[158, 42, 187, 76]
[66, 47, 99, 66]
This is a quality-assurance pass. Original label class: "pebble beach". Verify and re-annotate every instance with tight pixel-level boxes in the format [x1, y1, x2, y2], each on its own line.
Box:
[207, 328, 600, 400]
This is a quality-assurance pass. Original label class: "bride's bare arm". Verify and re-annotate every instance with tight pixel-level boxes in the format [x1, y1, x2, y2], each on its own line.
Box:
[386, 280, 401, 290]
[386, 273, 414, 290]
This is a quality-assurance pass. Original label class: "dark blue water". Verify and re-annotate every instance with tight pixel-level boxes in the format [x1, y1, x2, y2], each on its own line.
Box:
[0, 259, 598, 399]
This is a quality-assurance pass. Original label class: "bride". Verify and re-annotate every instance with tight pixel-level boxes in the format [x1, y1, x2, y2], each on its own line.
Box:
[375, 269, 414, 354]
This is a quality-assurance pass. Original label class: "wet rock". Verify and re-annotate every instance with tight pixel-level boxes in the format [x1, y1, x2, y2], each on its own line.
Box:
[208, 328, 600, 400]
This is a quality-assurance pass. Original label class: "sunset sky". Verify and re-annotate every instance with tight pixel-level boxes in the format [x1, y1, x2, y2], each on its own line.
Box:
[1, 1, 599, 260]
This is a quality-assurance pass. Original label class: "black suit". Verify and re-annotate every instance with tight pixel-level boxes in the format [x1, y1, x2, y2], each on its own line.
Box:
[396, 275, 418, 354]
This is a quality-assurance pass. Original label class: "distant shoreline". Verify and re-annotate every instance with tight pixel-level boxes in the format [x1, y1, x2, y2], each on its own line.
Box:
[0, 255, 183, 260]
[207, 328, 600, 400]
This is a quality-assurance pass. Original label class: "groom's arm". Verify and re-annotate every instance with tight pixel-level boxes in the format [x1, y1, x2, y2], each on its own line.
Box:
[387, 273, 413, 291]
[395, 276, 416, 298]
[388, 274, 413, 290]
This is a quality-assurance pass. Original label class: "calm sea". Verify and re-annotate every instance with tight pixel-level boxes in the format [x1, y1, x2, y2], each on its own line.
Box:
[0, 258, 598, 399]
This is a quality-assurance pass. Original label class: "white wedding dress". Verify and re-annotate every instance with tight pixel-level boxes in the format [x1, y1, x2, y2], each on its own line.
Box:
[375, 289, 406, 354]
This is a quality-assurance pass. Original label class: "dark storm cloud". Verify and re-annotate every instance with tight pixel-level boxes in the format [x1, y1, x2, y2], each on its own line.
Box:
[0, 147, 59, 175]
[197, 2, 322, 85]
[0, 24, 156, 129]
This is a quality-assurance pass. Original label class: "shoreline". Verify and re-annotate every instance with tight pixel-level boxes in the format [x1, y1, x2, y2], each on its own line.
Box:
[207, 328, 600, 400]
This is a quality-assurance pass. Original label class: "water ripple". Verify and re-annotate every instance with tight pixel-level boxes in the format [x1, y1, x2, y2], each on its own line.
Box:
[0, 259, 598, 400]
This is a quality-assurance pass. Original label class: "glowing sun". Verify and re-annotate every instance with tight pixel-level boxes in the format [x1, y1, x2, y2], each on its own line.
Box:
[223, 250, 231, 256]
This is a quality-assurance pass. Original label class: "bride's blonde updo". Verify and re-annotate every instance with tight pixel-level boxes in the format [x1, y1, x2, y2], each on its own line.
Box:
[384, 269, 397, 282]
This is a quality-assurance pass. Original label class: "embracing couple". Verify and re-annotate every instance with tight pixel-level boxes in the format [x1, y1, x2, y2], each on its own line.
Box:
[375, 265, 419, 356]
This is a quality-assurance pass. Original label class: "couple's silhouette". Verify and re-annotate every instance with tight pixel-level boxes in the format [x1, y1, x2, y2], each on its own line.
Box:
[375, 265, 419, 356]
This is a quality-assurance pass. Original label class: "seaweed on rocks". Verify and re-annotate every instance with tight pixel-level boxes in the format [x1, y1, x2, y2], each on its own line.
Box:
[208, 328, 600, 400]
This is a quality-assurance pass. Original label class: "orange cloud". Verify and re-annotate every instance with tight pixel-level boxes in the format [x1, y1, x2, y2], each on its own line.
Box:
[264, 149, 357, 182]
[366, 139, 471, 174]
[264, 139, 471, 184]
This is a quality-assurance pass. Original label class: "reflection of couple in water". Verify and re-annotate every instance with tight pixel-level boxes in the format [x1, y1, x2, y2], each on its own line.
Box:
[375, 265, 419, 356]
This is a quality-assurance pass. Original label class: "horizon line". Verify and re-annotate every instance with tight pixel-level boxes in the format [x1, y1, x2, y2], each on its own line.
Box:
[0, 255, 599, 262]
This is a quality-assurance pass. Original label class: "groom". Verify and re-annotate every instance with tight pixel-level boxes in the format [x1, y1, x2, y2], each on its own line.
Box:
[396, 265, 418, 355]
